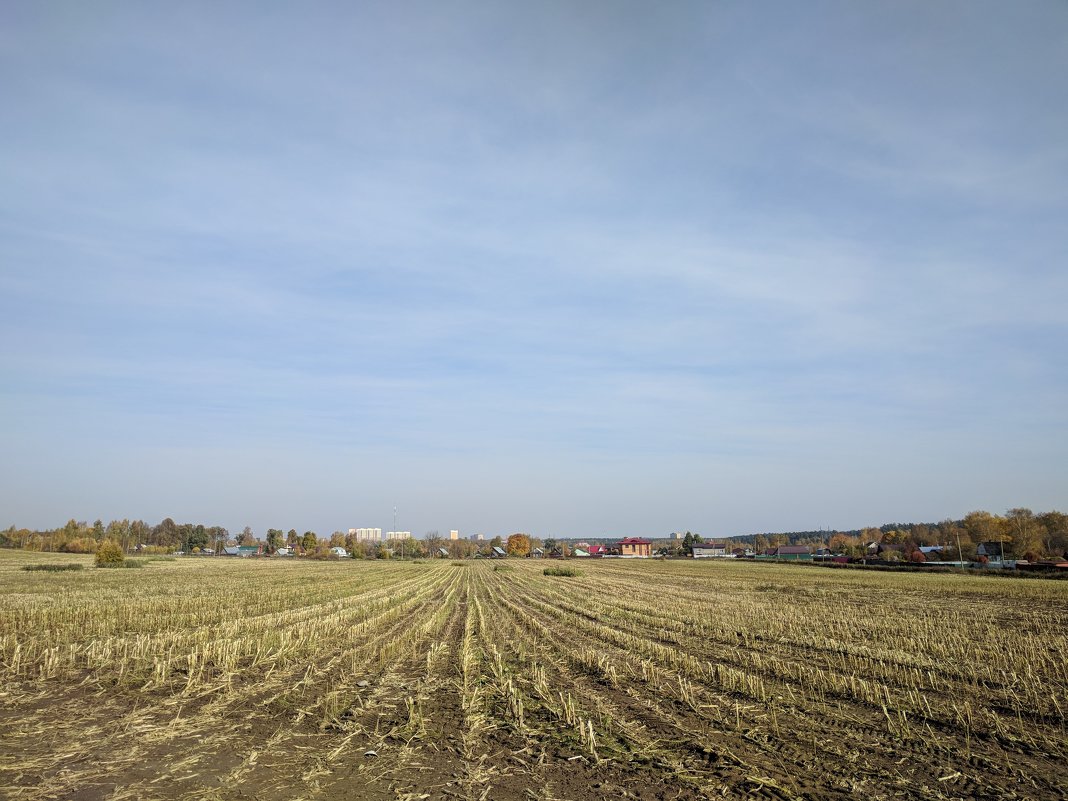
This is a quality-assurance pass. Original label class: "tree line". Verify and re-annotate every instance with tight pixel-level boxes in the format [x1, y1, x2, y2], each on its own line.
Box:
[0, 519, 545, 560]
[739, 508, 1068, 561]
[4, 508, 1065, 562]
[0, 518, 232, 554]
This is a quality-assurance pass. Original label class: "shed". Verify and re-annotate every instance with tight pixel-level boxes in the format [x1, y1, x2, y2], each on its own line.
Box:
[693, 543, 729, 558]
[223, 545, 260, 557]
[771, 545, 811, 560]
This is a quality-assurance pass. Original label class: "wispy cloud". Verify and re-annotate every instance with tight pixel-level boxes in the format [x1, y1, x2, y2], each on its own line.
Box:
[2, 1, 1066, 536]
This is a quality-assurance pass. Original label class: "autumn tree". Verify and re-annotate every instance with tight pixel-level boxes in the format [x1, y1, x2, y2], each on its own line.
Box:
[1038, 511, 1068, 557]
[448, 539, 475, 559]
[106, 519, 131, 551]
[424, 531, 444, 555]
[962, 511, 1000, 545]
[155, 517, 178, 547]
[301, 531, 317, 550]
[881, 529, 908, 545]
[937, 518, 971, 561]
[1005, 508, 1043, 559]
[266, 529, 283, 553]
[506, 533, 532, 557]
[828, 532, 856, 555]
[910, 524, 934, 546]
[95, 539, 124, 567]
[207, 526, 228, 552]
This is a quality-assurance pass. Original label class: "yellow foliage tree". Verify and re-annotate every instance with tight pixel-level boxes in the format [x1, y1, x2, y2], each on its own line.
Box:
[506, 533, 531, 557]
[95, 539, 124, 567]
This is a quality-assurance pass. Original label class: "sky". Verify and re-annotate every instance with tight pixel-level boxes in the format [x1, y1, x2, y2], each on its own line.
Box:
[2, 1, 1066, 540]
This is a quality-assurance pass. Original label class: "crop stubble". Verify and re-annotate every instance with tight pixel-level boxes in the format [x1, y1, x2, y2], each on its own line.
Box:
[0, 552, 1065, 800]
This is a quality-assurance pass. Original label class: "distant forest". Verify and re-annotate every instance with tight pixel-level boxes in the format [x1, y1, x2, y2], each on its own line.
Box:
[726, 508, 1067, 560]
[2, 507, 1066, 561]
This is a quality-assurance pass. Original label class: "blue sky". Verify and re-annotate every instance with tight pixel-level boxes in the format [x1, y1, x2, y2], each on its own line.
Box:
[2, 2, 1066, 539]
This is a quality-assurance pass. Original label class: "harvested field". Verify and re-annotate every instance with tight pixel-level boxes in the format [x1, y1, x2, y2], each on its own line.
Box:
[1, 550, 1066, 800]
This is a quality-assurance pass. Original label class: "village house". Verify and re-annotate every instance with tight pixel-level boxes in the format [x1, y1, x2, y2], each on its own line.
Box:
[977, 541, 1010, 562]
[692, 542, 729, 558]
[617, 537, 653, 558]
[223, 544, 263, 557]
[866, 542, 905, 558]
[767, 545, 812, 560]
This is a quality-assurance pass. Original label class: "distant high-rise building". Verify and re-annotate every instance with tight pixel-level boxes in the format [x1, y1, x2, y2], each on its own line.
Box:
[349, 528, 382, 542]
[450, 529, 459, 540]
[469, 533, 485, 541]
[386, 531, 412, 540]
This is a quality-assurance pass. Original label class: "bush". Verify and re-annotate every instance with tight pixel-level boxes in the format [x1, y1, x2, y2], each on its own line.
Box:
[95, 540, 125, 567]
[22, 564, 84, 572]
[493, 564, 513, 572]
[544, 566, 581, 577]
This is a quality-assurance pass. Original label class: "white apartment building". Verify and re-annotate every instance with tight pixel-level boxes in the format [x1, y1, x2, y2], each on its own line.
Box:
[386, 531, 412, 540]
[349, 528, 382, 542]
[449, 530, 459, 540]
